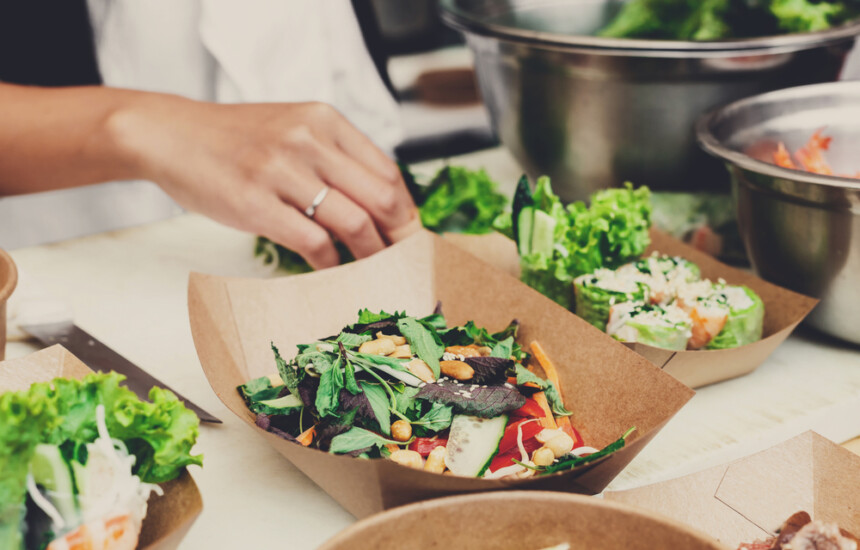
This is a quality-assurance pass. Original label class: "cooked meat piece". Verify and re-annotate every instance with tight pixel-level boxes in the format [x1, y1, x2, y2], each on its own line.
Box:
[783, 521, 858, 550]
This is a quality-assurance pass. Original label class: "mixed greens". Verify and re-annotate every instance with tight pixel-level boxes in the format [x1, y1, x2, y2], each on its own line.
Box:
[501, 176, 652, 309]
[239, 308, 633, 479]
[0, 373, 202, 550]
[599, 0, 860, 40]
[255, 164, 509, 273]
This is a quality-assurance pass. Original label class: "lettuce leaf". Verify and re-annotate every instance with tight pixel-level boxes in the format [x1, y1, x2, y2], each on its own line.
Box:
[417, 166, 509, 235]
[513, 178, 652, 310]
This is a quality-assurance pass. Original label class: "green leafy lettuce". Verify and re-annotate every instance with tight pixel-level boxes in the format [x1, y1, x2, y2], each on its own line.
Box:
[510, 176, 652, 309]
[599, 0, 860, 40]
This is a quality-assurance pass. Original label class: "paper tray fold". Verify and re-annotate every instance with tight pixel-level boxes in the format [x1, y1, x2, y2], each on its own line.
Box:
[605, 431, 860, 548]
[443, 229, 818, 388]
[0, 346, 203, 550]
[188, 230, 694, 518]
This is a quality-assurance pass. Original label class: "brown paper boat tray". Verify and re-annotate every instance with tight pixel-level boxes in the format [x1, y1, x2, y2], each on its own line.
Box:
[188, 230, 695, 518]
[605, 431, 860, 549]
[320, 491, 727, 550]
[0, 346, 203, 550]
[444, 229, 819, 388]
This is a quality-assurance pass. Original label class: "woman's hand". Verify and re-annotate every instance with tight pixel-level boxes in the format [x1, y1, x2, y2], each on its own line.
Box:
[109, 95, 420, 269]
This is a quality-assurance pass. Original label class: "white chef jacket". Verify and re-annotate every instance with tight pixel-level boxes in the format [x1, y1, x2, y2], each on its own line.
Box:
[0, 0, 402, 249]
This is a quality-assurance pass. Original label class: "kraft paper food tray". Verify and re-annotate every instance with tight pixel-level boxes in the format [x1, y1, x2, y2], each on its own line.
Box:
[0, 345, 203, 550]
[605, 431, 860, 548]
[320, 491, 728, 550]
[443, 230, 818, 388]
[187, 229, 694, 519]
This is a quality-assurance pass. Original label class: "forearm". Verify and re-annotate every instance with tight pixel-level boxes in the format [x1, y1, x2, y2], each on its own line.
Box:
[0, 83, 154, 194]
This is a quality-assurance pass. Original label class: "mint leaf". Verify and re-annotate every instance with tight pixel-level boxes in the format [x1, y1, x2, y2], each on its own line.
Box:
[413, 403, 453, 436]
[490, 337, 513, 359]
[359, 382, 391, 436]
[393, 386, 420, 416]
[514, 365, 571, 417]
[397, 317, 443, 378]
[416, 380, 525, 418]
[315, 357, 344, 418]
[329, 427, 399, 455]
[340, 343, 360, 395]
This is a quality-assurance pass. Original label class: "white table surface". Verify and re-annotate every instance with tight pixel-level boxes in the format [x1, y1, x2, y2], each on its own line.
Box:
[6, 148, 860, 549]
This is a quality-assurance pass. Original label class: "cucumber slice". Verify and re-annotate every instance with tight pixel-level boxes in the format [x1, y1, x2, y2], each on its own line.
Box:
[257, 394, 303, 411]
[517, 206, 535, 256]
[444, 414, 508, 477]
[30, 444, 79, 522]
[530, 210, 557, 257]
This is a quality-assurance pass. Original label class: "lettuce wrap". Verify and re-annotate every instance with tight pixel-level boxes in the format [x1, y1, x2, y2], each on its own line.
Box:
[606, 302, 693, 351]
[574, 270, 650, 331]
[706, 285, 765, 350]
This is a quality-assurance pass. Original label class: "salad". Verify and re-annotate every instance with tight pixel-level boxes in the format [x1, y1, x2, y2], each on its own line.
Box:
[238, 308, 633, 479]
[738, 511, 858, 550]
[255, 164, 509, 273]
[600, 0, 860, 40]
[0, 373, 202, 550]
[505, 176, 764, 350]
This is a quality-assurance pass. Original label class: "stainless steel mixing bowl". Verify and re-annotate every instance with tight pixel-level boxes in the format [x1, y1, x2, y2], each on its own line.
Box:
[440, 0, 860, 201]
[697, 81, 860, 345]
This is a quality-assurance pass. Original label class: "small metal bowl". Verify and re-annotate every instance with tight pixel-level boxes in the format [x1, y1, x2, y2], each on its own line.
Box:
[440, 0, 860, 201]
[697, 81, 860, 345]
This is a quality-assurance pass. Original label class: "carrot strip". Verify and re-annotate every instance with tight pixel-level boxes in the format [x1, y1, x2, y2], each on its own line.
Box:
[529, 341, 564, 401]
[296, 426, 315, 447]
[532, 392, 557, 430]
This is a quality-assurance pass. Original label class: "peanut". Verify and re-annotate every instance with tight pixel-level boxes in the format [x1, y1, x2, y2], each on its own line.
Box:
[406, 359, 436, 383]
[532, 446, 555, 467]
[444, 345, 482, 358]
[535, 428, 564, 444]
[359, 338, 396, 356]
[377, 332, 407, 345]
[391, 420, 412, 442]
[545, 433, 575, 458]
[440, 360, 474, 381]
[424, 446, 447, 474]
[477, 346, 493, 357]
[389, 344, 413, 359]
[267, 372, 284, 387]
[389, 449, 424, 470]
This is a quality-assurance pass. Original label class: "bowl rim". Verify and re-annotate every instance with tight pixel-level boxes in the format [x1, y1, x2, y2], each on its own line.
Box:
[696, 81, 860, 192]
[318, 490, 726, 550]
[0, 248, 17, 302]
[439, 0, 860, 56]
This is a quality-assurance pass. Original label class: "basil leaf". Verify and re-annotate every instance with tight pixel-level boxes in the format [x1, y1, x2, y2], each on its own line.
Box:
[339, 343, 360, 395]
[315, 357, 344, 418]
[296, 350, 332, 375]
[316, 408, 358, 451]
[514, 364, 571, 417]
[413, 402, 453, 436]
[360, 382, 391, 436]
[394, 386, 420, 416]
[329, 427, 399, 455]
[273, 344, 303, 396]
[336, 332, 371, 349]
[416, 379, 525, 418]
[419, 313, 447, 331]
[397, 317, 443, 378]
[490, 337, 513, 359]
[463, 356, 511, 385]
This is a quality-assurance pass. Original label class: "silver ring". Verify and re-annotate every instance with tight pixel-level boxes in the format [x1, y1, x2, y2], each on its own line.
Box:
[304, 187, 330, 219]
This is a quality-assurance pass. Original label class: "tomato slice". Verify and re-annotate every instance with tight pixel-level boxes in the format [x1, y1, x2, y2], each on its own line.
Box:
[510, 397, 545, 419]
[408, 437, 447, 457]
[497, 418, 543, 455]
[489, 437, 543, 473]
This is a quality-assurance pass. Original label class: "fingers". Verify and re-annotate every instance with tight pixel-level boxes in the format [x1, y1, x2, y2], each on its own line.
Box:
[328, 109, 402, 183]
[312, 145, 417, 234]
[248, 192, 340, 270]
[311, 187, 387, 259]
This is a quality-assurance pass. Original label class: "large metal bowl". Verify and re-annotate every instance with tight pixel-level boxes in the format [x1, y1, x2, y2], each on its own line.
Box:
[440, 0, 860, 201]
[697, 81, 860, 345]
